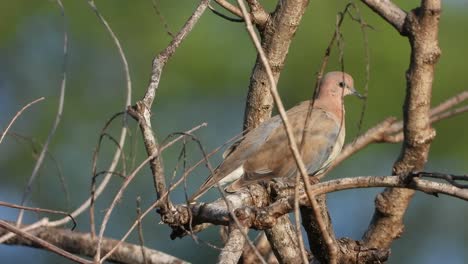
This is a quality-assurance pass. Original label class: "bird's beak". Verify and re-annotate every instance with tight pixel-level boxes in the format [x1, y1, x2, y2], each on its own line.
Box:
[349, 87, 365, 99]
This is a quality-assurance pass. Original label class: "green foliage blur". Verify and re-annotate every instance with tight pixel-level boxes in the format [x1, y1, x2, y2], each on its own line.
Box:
[0, 1, 467, 263]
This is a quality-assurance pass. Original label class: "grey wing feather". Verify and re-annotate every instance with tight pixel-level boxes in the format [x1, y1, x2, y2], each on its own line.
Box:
[189, 114, 283, 201]
[303, 112, 343, 176]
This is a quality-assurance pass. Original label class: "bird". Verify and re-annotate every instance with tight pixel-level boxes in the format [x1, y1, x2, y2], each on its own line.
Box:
[189, 71, 362, 201]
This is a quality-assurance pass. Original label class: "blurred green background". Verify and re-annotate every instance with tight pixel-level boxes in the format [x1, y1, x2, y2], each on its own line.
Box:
[0, 0, 467, 263]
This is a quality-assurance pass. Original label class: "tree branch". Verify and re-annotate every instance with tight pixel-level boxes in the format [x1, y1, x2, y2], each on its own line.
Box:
[325, 89, 468, 175]
[362, 0, 442, 250]
[0, 222, 187, 264]
[242, 0, 309, 131]
[264, 216, 303, 263]
[360, 0, 406, 33]
[133, 0, 210, 211]
[218, 225, 247, 264]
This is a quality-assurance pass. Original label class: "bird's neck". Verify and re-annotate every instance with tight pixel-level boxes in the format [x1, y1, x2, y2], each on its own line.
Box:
[313, 94, 345, 123]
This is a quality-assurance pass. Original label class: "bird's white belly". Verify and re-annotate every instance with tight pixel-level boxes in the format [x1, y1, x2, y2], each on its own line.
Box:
[219, 166, 244, 185]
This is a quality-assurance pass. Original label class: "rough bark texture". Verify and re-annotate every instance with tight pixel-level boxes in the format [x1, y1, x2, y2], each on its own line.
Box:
[264, 215, 303, 264]
[240, 1, 310, 262]
[300, 195, 336, 264]
[0, 224, 187, 264]
[218, 226, 247, 264]
[363, 0, 441, 249]
[243, 0, 310, 131]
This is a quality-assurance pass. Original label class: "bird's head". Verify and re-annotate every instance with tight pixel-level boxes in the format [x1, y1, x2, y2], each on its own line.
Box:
[319, 71, 364, 99]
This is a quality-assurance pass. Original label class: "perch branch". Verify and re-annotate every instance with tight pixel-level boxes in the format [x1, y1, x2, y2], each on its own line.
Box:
[0, 221, 187, 264]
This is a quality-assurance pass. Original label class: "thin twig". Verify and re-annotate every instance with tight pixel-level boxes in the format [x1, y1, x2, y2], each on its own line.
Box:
[349, 2, 371, 143]
[164, 131, 267, 264]
[326, 90, 468, 174]
[0, 97, 45, 145]
[209, 4, 244, 22]
[151, 0, 175, 37]
[96, 123, 206, 263]
[131, 0, 210, 221]
[0, 202, 76, 230]
[136, 197, 148, 264]
[214, 0, 244, 18]
[17, 0, 69, 226]
[101, 129, 245, 262]
[298, 175, 468, 202]
[48, 0, 133, 229]
[90, 122, 128, 237]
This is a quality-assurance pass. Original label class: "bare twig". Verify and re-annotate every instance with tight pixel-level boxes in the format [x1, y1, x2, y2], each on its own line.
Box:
[174, 132, 267, 264]
[360, 0, 406, 33]
[101, 150, 257, 262]
[87, 0, 133, 231]
[151, 0, 175, 37]
[299, 175, 468, 202]
[326, 90, 468, 174]
[0, 202, 76, 230]
[214, 0, 244, 18]
[90, 112, 127, 237]
[87, 0, 133, 237]
[96, 123, 206, 263]
[17, 0, 69, 226]
[0, 97, 45, 145]
[130, 0, 210, 220]
[430, 91, 468, 116]
[415, 172, 468, 189]
[47, 0, 134, 229]
[209, 4, 244, 22]
[136, 197, 148, 264]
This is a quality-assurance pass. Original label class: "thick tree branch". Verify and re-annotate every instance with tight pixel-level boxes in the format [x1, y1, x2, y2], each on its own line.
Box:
[218, 225, 248, 264]
[300, 196, 336, 264]
[0, 222, 187, 264]
[241, 233, 273, 263]
[264, 216, 303, 263]
[173, 174, 468, 232]
[242, 0, 309, 131]
[237, 0, 338, 262]
[362, 0, 442, 250]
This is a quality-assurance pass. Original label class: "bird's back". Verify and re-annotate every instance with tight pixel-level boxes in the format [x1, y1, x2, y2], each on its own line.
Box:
[225, 101, 345, 191]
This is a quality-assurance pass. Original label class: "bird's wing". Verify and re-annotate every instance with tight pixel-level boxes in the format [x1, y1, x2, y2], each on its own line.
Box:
[301, 110, 344, 176]
[189, 113, 284, 201]
[226, 108, 344, 192]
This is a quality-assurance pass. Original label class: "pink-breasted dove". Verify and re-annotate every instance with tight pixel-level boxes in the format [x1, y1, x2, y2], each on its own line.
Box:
[190, 71, 361, 201]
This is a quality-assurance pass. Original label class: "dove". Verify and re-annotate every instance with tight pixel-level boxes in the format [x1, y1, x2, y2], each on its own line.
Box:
[190, 71, 361, 201]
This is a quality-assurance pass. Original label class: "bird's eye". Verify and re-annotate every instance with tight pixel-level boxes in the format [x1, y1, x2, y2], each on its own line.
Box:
[338, 82, 346, 88]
